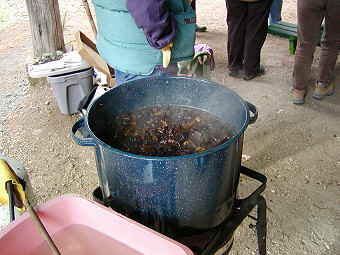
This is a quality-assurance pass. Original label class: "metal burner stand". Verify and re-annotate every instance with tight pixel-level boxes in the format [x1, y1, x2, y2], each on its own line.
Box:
[175, 166, 267, 255]
[206, 166, 266, 255]
[92, 166, 267, 255]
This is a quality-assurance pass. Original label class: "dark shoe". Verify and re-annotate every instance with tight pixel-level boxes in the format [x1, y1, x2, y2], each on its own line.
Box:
[228, 68, 244, 78]
[243, 67, 265, 81]
[312, 82, 335, 100]
[196, 24, 207, 32]
[291, 88, 306, 105]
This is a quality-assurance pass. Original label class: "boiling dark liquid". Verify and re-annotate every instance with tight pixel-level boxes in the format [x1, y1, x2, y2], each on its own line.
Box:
[106, 105, 234, 157]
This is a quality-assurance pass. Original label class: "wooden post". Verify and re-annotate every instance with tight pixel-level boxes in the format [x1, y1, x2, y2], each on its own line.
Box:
[25, 0, 65, 58]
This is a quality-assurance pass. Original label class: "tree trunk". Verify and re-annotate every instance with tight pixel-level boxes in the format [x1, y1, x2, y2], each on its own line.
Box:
[25, 0, 65, 58]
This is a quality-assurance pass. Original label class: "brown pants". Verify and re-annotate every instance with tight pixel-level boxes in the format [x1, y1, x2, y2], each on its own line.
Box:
[225, 0, 273, 76]
[293, 0, 340, 90]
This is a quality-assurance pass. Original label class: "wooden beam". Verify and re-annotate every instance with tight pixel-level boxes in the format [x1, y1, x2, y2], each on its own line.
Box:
[25, 0, 65, 58]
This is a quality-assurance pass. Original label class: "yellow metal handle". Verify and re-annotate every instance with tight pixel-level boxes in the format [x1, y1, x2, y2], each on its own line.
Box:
[0, 160, 26, 209]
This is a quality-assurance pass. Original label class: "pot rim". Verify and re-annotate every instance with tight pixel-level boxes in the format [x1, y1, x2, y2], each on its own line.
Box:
[85, 77, 250, 160]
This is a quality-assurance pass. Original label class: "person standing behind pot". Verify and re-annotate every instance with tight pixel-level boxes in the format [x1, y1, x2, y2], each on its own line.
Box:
[292, 0, 340, 104]
[225, 0, 273, 81]
[92, 0, 196, 86]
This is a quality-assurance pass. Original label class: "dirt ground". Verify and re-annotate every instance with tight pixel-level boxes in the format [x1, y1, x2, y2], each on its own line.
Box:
[0, 0, 339, 254]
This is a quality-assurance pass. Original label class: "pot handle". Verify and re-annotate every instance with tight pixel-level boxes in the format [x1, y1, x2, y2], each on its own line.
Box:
[71, 118, 96, 147]
[246, 101, 258, 125]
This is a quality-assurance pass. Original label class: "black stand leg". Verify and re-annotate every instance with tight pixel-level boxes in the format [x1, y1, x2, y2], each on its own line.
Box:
[256, 195, 267, 255]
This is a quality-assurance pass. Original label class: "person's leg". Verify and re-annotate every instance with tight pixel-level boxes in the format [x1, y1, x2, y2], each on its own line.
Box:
[313, 0, 340, 99]
[293, 0, 325, 93]
[191, 0, 196, 10]
[225, 0, 247, 76]
[115, 65, 178, 86]
[269, 0, 283, 25]
[115, 70, 139, 86]
[318, 0, 340, 83]
[191, 0, 207, 32]
[243, 0, 272, 80]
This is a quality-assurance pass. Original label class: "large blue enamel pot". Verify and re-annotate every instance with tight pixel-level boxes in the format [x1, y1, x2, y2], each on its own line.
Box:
[71, 77, 257, 233]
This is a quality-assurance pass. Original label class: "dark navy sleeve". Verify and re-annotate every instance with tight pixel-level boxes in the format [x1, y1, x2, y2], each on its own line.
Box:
[126, 0, 176, 49]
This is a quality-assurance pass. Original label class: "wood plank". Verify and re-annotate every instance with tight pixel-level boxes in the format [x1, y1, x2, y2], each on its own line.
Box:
[276, 21, 297, 29]
[269, 24, 297, 34]
[268, 27, 297, 38]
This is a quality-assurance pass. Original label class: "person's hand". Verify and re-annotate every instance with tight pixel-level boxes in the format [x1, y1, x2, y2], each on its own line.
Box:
[161, 42, 173, 68]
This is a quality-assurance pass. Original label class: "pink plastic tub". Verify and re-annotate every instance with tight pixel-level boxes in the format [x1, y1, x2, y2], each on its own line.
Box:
[0, 195, 194, 255]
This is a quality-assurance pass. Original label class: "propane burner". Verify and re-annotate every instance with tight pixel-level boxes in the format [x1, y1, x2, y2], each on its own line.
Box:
[93, 166, 267, 255]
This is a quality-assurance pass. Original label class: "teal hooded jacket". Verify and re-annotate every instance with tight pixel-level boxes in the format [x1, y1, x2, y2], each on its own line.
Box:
[93, 0, 196, 75]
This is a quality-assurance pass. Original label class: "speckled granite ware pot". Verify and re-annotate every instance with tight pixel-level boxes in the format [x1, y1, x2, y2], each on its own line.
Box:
[72, 77, 257, 233]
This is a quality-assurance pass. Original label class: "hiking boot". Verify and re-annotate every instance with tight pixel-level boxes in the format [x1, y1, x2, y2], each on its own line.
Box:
[312, 82, 335, 100]
[243, 66, 265, 81]
[291, 88, 306, 105]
